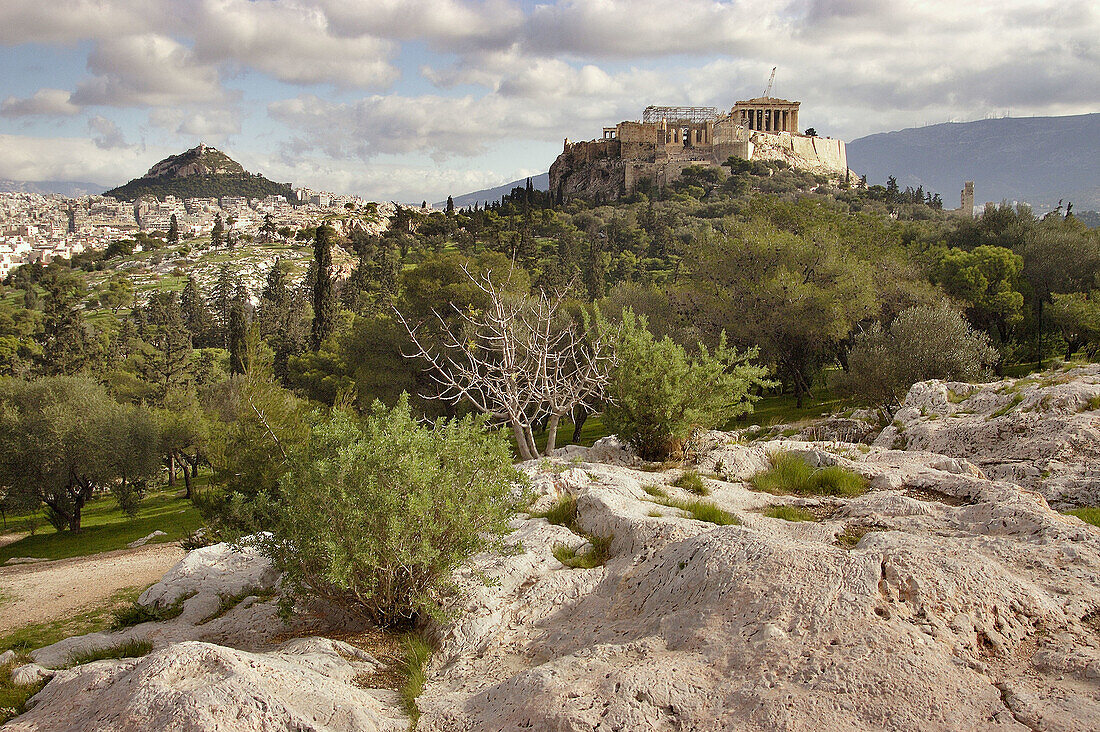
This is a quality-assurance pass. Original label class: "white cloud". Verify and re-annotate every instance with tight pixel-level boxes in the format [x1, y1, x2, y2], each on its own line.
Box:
[0, 89, 80, 117]
[0, 133, 165, 186]
[71, 34, 230, 108]
[149, 108, 242, 138]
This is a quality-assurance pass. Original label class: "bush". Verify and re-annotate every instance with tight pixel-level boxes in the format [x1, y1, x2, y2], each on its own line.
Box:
[842, 302, 999, 408]
[260, 394, 522, 627]
[602, 308, 772, 461]
[752, 453, 867, 497]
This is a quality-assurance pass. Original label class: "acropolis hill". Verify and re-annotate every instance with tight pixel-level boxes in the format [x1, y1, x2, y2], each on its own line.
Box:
[549, 95, 849, 202]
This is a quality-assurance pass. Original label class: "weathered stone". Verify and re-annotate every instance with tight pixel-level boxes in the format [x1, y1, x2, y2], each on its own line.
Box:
[10, 664, 53, 687]
[126, 530, 166, 548]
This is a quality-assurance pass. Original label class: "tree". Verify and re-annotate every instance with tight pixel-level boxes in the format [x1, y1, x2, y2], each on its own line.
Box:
[601, 308, 771, 461]
[257, 396, 521, 626]
[446, 195, 455, 216]
[100, 273, 134, 314]
[0, 377, 160, 532]
[804, 127, 818, 137]
[933, 245, 1024, 342]
[257, 259, 309, 379]
[398, 267, 613, 460]
[311, 225, 338, 350]
[843, 303, 999, 409]
[139, 291, 194, 402]
[210, 266, 235, 348]
[167, 214, 180, 245]
[38, 270, 98, 375]
[211, 214, 225, 248]
[260, 213, 277, 242]
[227, 285, 251, 375]
[180, 275, 213, 347]
[1049, 291, 1100, 359]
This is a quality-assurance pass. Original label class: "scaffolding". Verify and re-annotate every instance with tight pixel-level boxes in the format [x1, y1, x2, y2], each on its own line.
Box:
[641, 106, 720, 124]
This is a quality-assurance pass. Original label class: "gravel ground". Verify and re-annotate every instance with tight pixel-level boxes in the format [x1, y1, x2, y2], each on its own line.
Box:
[0, 543, 184, 634]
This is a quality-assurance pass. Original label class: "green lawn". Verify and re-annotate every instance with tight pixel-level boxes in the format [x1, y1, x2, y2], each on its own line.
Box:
[1, 487, 203, 564]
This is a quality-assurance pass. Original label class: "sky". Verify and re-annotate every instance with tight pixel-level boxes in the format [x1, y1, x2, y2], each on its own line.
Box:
[0, 0, 1097, 203]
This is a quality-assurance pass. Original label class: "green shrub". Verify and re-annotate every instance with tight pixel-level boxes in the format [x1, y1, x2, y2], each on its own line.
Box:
[763, 505, 817, 522]
[1083, 394, 1100, 412]
[600, 308, 772, 461]
[260, 395, 522, 627]
[67, 639, 153, 667]
[552, 535, 612, 568]
[672, 470, 709, 496]
[751, 452, 867, 497]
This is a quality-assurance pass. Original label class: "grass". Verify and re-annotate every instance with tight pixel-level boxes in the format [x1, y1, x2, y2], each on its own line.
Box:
[512, 414, 609, 459]
[671, 470, 709, 496]
[0, 654, 44, 724]
[66, 639, 153, 668]
[552, 535, 613, 569]
[198, 586, 276, 625]
[763, 505, 818, 522]
[730, 384, 849, 429]
[0, 586, 146, 657]
[836, 524, 882, 549]
[751, 453, 867, 497]
[989, 394, 1025, 419]
[111, 591, 195, 629]
[1084, 394, 1100, 412]
[1066, 507, 1100, 528]
[532, 494, 578, 530]
[642, 484, 668, 499]
[400, 635, 433, 729]
[667, 498, 739, 526]
[0, 487, 204, 564]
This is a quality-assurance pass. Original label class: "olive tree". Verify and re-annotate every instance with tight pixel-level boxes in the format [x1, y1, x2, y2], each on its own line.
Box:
[0, 376, 161, 531]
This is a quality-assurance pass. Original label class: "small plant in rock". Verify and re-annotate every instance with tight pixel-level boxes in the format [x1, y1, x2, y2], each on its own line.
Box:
[1083, 394, 1100, 412]
[66, 639, 153, 667]
[751, 452, 867, 497]
[763, 505, 817, 522]
[666, 498, 739, 526]
[642, 484, 668, 499]
[672, 470, 709, 496]
[533, 494, 578, 530]
[111, 592, 194, 629]
[552, 535, 612, 569]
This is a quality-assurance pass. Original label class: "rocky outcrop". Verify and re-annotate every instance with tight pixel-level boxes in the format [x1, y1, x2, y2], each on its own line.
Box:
[12, 367, 1100, 731]
[7, 639, 405, 732]
[875, 364, 1100, 507]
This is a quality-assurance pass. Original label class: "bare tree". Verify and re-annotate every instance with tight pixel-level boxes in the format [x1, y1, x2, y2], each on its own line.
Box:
[397, 267, 612, 461]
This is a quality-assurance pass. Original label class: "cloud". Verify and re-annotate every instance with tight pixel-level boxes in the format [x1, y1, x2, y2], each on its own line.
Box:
[0, 88, 80, 117]
[70, 34, 230, 108]
[88, 115, 130, 149]
[149, 108, 242, 138]
[0, 133, 164, 187]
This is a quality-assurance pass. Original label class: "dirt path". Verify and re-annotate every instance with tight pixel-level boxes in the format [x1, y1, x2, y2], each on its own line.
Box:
[0, 543, 185, 634]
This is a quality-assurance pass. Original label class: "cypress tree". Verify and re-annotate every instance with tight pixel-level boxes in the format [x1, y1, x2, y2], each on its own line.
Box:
[311, 225, 337, 350]
[167, 214, 180, 245]
[228, 287, 250, 375]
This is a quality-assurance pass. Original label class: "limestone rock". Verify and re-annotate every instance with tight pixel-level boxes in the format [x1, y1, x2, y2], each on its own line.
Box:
[876, 364, 1100, 506]
[0, 649, 16, 666]
[10, 664, 53, 687]
[126, 530, 166, 548]
[8, 640, 405, 731]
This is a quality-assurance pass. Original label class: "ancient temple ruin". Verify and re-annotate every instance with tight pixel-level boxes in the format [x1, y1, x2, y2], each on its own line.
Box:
[550, 95, 847, 203]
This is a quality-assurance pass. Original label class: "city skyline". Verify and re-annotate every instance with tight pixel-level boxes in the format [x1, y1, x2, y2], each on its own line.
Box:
[1, 0, 1097, 202]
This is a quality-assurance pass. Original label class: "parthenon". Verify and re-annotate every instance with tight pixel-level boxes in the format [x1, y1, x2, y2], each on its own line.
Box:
[550, 93, 847, 203]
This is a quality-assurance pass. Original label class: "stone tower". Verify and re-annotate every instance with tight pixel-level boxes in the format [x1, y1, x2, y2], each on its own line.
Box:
[960, 181, 975, 218]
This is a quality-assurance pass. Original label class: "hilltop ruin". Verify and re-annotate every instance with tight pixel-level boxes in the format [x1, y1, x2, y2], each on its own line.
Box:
[550, 96, 849, 203]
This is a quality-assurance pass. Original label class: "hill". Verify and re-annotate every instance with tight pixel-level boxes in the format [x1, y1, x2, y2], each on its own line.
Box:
[846, 113, 1100, 211]
[437, 173, 548, 209]
[0, 179, 102, 197]
[104, 144, 294, 203]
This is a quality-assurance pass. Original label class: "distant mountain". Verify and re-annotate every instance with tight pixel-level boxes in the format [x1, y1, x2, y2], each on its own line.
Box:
[104, 143, 294, 203]
[846, 113, 1100, 211]
[437, 173, 549, 209]
[0, 179, 102, 197]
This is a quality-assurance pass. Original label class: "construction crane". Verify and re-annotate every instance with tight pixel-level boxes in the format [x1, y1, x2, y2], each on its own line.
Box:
[762, 67, 776, 98]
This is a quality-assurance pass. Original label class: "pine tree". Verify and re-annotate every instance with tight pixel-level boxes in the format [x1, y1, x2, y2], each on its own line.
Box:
[180, 276, 212, 347]
[211, 266, 235, 348]
[167, 214, 180, 245]
[228, 286, 250, 375]
[140, 291, 193, 401]
[310, 225, 338, 350]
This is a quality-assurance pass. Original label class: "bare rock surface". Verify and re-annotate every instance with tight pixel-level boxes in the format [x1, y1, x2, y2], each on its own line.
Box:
[875, 364, 1100, 507]
[7, 639, 405, 732]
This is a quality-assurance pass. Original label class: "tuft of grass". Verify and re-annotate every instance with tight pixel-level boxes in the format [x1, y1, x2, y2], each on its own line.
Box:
[646, 509, 664, 518]
[763, 505, 817, 522]
[1083, 394, 1100, 412]
[642, 484, 668, 499]
[552, 535, 612, 569]
[66, 639, 153, 667]
[751, 453, 867, 497]
[671, 470, 709, 496]
[198, 586, 276, 625]
[989, 394, 1024, 419]
[532, 494, 578, 530]
[1066, 507, 1100, 528]
[836, 524, 882, 549]
[111, 591, 195, 630]
[666, 498, 739, 526]
[946, 388, 968, 404]
[400, 635, 432, 728]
